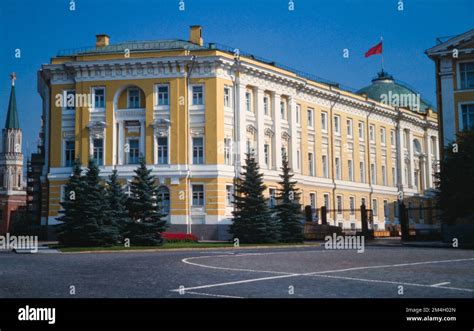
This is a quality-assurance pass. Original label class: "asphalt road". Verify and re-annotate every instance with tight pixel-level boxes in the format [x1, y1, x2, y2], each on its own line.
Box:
[1, 246, 474, 298]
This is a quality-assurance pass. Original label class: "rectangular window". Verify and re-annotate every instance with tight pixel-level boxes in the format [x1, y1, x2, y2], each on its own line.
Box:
[224, 87, 230, 107]
[128, 139, 139, 164]
[461, 103, 474, 130]
[264, 144, 270, 167]
[321, 112, 328, 131]
[358, 122, 365, 140]
[335, 157, 341, 180]
[394, 201, 399, 217]
[384, 200, 389, 218]
[360, 161, 365, 183]
[65, 90, 75, 110]
[65, 141, 75, 167]
[380, 127, 386, 145]
[269, 188, 276, 208]
[336, 195, 343, 214]
[459, 62, 474, 89]
[323, 193, 330, 209]
[347, 119, 353, 137]
[308, 152, 314, 176]
[226, 185, 234, 206]
[263, 96, 269, 115]
[224, 138, 232, 165]
[307, 108, 314, 128]
[296, 104, 301, 124]
[192, 137, 204, 164]
[404, 131, 409, 148]
[370, 163, 376, 184]
[157, 85, 169, 106]
[392, 167, 396, 186]
[281, 146, 287, 159]
[280, 101, 286, 120]
[310, 193, 316, 208]
[128, 88, 140, 108]
[348, 160, 353, 181]
[334, 115, 341, 134]
[369, 125, 375, 142]
[372, 199, 378, 216]
[157, 137, 168, 165]
[390, 130, 396, 146]
[382, 165, 387, 185]
[297, 150, 301, 170]
[192, 185, 204, 206]
[349, 197, 355, 215]
[92, 139, 103, 166]
[93, 88, 105, 108]
[322, 155, 328, 178]
[192, 86, 204, 105]
[245, 92, 251, 112]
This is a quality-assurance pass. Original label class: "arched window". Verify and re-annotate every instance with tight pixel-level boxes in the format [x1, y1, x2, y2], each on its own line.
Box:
[157, 186, 170, 214]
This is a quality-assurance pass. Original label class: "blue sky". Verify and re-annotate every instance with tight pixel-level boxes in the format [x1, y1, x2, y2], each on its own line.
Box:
[0, 0, 473, 155]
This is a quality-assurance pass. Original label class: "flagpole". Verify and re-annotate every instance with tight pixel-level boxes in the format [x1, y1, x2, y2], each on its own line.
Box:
[381, 36, 384, 73]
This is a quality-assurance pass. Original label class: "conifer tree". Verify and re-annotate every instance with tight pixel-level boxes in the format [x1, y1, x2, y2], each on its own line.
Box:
[276, 154, 304, 243]
[105, 169, 132, 240]
[229, 153, 279, 243]
[126, 157, 167, 245]
[57, 159, 87, 246]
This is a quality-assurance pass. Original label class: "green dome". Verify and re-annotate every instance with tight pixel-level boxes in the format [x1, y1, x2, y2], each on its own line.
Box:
[356, 71, 434, 113]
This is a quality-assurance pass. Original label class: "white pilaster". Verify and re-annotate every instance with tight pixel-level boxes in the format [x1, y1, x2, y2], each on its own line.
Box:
[425, 131, 433, 189]
[118, 120, 124, 165]
[140, 120, 145, 158]
[273, 93, 282, 169]
[408, 130, 415, 188]
[255, 87, 266, 167]
[397, 125, 405, 191]
[236, 82, 247, 170]
[288, 96, 298, 170]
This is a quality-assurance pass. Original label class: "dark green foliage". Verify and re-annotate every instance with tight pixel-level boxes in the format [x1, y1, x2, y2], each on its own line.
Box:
[229, 153, 280, 243]
[105, 170, 132, 240]
[276, 154, 304, 243]
[435, 130, 474, 225]
[10, 209, 35, 236]
[126, 158, 167, 246]
[304, 206, 313, 223]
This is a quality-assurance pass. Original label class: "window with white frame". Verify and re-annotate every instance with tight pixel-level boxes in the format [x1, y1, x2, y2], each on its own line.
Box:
[157, 137, 168, 164]
[370, 163, 376, 184]
[369, 124, 375, 142]
[382, 165, 387, 185]
[360, 161, 365, 183]
[65, 141, 75, 167]
[390, 129, 396, 146]
[460, 103, 474, 130]
[224, 86, 231, 107]
[264, 144, 270, 167]
[459, 62, 474, 89]
[128, 139, 140, 164]
[392, 166, 396, 186]
[349, 196, 355, 215]
[310, 193, 316, 209]
[263, 96, 269, 115]
[128, 88, 140, 108]
[92, 138, 103, 166]
[384, 200, 389, 219]
[157, 186, 170, 214]
[335, 157, 341, 179]
[307, 108, 314, 128]
[358, 121, 365, 140]
[322, 155, 329, 178]
[226, 185, 234, 206]
[296, 104, 301, 124]
[347, 118, 353, 137]
[245, 92, 251, 112]
[192, 137, 204, 164]
[192, 184, 204, 206]
[64, 90, 75, 110]
[323, 193, 330, 209]
[336, 195, 343, 214]
[93, 87, 105, 108]
[269, 188, 276, 208]
[372, 199, 378, 216]
[321, 112, 328, 131]
[157, 85, 169, 106]
[280, 101, 286, 120]
[192, 85, 204, 105]
[308, 152, 314, 176]
[403, 130, 409, 148]
[348, 159, 353, 181]
[334, 115, 341, 134]
[380, 127, 386, 145]
[224, 138, 232, 165]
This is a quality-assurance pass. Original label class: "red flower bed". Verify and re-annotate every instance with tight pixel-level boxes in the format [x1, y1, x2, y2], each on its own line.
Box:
[161, 232, 199, 243]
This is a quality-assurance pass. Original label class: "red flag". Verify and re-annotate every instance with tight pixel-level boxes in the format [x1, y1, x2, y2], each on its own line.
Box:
[365, 41, 383, 58]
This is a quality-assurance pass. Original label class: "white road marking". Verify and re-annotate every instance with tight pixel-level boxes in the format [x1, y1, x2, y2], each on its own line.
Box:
[431, 282, 451, 287]
[307, 275, 472, 293]
[183, 291, 244, 299]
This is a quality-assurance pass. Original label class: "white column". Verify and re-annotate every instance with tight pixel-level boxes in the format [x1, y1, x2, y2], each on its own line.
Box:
[397, 125, 405, 190]
[288, 96, 298, 170]
[273, 93, 282, 169]
[408, 130, 415, 188]
[140, 120, 145, 158]
[425, 131, 433, 189]
[118, 120, 124, 165]
[255, 87, 266, 167]
[236, 83, 247, 170]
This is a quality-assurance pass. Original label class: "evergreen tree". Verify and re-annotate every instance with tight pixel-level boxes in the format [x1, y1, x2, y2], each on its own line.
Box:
[105, 170, 132, 240]
[80, 159, 121, 246]
[276, 154, 304, 243]
[57, 159, 87, 246]
[229, 153, 279, 243]
[126, 157, 167, 245]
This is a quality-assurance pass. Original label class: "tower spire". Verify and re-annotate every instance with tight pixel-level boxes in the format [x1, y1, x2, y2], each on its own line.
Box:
[5, 73, 20, 129]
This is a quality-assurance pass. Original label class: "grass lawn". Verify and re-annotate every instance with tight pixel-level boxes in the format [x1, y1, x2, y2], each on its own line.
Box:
[50, 241, 314, 253]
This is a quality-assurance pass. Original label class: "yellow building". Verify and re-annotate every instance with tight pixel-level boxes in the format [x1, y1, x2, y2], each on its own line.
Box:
[37, 26, 439, 240]
[426, 29, 474, 156]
